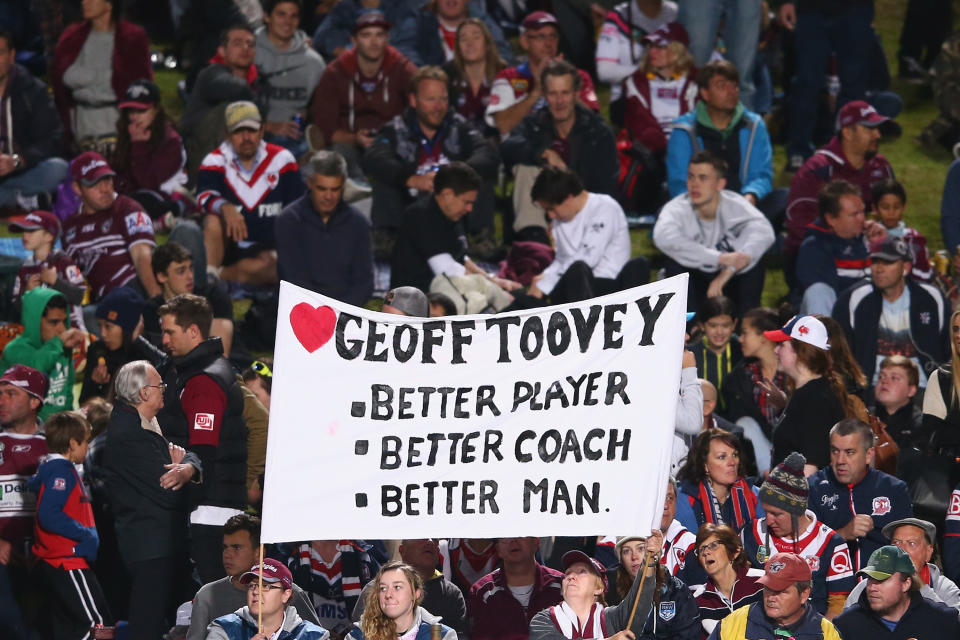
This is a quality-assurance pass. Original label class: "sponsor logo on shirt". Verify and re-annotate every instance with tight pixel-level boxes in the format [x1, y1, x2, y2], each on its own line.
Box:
[194, 413, 215, 431]
[820, 493, 839, 511]
[872, 496, 891, 516]
[659, 601, 675, 621]
[830, 547, 852, 575]
[11, 445, 30, 453]
[124, 211, 152, 235]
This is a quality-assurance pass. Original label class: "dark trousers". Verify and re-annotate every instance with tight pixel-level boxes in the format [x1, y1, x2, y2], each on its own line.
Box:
[550, 257, 651, 304]
[899, 0, 952, 68]
[36, 562, 112, 640]
[786, 5, 874, 158]
[0, 564, 26, 640]
[127, 556, 195, 640]
[663, 256, 765, 314]
[191, 523, 227, 585]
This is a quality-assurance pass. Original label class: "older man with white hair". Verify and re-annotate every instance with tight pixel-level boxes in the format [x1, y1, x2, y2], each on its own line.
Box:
[104, 360, 202, 640]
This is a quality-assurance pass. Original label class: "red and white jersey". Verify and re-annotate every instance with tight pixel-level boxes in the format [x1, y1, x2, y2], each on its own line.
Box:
[0, 430, 48, 552]
[661, 518, 697, 577]
[485, 64, 599, 129]
[62, 194, 156, 300]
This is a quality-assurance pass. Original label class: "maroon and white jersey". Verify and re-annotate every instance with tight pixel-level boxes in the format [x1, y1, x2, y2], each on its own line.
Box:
[62, 194, 156, 300]
[0, 430, 48, 553]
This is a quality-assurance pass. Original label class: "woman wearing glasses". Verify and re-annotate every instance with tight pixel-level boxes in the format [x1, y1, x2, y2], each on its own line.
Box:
[689, 523, 763, 638]
[103, 360, 201, 640]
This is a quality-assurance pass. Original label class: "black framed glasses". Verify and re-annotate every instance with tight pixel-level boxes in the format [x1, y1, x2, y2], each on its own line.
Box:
[251, 360, 273, 377]
[694, 540, 723, 557]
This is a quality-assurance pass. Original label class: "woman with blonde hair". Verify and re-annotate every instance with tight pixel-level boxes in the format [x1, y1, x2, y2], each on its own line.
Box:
[443, 18, 505, 136]
[348, 561, 457, 640]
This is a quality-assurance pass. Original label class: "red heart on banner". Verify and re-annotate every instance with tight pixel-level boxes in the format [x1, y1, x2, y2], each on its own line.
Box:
[289, 303, 337, 353]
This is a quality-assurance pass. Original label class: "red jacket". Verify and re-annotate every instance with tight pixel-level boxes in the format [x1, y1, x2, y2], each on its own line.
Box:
[784, 136, 894, 255]
[309, 45, 417, 142]
[51, 19, 153, 147]
[30, 456, 97, 570]
[622, 70, 697, 154]
[469, 563, 563, 640]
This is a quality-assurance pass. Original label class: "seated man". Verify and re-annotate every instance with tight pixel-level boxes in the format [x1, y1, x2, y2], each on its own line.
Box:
[142, 242, 236, 355]
[833, 237, 948, 388]
[363, 66, 499, 259]
[870, 356, 924, 450]
[197, 101, 305, 285]
[796, 180, 881, 315]
[275, 151, 373, 307]
[527, 166, 649, 303]
[254, 0, 327, 157]
[485, 11, 598, 138]
[0, 28, 68, 208]
[807, 419, 912, 573]
[653, 151, 774, 313]
[205, 560, 329, 640]
[501, 60, 618, 233]
[62, 151, 161, 300]
[186, 513, 318, 640]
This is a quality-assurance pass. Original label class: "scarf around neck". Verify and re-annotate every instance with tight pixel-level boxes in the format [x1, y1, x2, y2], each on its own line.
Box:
[549, 601, 606, 639]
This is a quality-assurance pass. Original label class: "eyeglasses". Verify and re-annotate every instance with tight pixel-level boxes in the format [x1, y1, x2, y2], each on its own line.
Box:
[251, 361, 273, 377]
[246, 582, 284, 592]
[144, 383, 167, 391]
[695, 541, 723, 557]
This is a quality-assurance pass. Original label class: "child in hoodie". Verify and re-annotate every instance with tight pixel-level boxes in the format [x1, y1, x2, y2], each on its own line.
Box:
[871, 179, 932, 281]
[30, 412, 112, 638]
[0, 289, 82, 419]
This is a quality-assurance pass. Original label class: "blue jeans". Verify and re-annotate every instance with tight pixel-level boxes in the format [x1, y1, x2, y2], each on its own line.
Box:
[787, 5, 874, 158]
[679, 0, 761, 111]
[0, 157, 69, 205]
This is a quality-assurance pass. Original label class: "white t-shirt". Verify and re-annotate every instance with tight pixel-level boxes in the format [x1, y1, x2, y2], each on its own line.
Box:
[508, 583, 535, 608]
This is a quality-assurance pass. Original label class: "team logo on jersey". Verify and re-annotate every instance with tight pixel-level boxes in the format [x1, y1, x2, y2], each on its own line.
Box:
[920, 311, 931, 325]
[194, 413, 215, 431]
[830, 548, 852, 575]
[100, 219, 113, 234]
[804, 556, 820, 572]
[675, 547, 686, 566]
[872, 496, 891, 516]
[124, 211, 152, 235]
[53, 477, 66, 490]
[267, 172, 279, 187]
[659, 601, 676, 621]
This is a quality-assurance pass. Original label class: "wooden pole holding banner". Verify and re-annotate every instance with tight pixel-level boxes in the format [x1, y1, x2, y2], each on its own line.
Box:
[625, 550, 652, 631]
[258, 543, 265, 634]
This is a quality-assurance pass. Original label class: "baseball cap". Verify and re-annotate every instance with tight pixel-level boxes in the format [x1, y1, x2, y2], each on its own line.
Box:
[561, 550, 608, 594]
[0, 364, 48, 401]
[757, 553, 812, 591]
[763, 315, 830, 351]
[353, 9, 391, 33]
[837, 100, 889, 130]
[869, 237, 911, 263]
[882, 517, 937, 546]
[71, 151, 116, 186]
[8, 210, 61, 239]
[383, 286, 429, 317]
[118, 78, 160, 110]
[858, 545, 915, 581]
[521, 11, 559, 33]
[224, 101, 262, 133]
[239, 560, 294, 589]
[642, 22, 690, 48]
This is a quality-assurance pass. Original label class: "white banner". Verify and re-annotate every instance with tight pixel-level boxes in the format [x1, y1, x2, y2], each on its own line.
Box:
[261, 276, 688, 543]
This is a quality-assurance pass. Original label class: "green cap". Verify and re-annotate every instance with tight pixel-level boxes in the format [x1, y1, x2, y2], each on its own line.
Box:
[857, 545, 915, 581]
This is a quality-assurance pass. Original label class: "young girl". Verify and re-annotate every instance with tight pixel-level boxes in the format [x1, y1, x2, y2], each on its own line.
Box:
[722, 307, 785, 474]
[871, 179, 931, 281]
[348, 561, 457, 640]
[690, 296, 742, 413]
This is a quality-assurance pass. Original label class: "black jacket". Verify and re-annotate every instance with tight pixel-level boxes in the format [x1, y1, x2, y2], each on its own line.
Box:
[103, 402, 201, 564]
[722, 359, 781, 438]
[833, 278, 950, 383]
[833, 590, 960, 639]
[0, 64, 64, 169]
[501, 103, 619, 199]
[873, 400, 925, 450]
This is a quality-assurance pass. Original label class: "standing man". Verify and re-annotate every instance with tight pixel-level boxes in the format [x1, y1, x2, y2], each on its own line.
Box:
[158, 294, 247, 585]
[62, 151, 160, 301]
[275, 151, 373, 307]
[833, 237, 949, 388]
[807, 419, 913, 573]
[653, 151, 774, 313]
[197, 101, 305, 285]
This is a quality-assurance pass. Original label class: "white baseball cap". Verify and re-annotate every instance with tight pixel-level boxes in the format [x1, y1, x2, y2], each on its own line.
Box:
[763, 315, 830, 350]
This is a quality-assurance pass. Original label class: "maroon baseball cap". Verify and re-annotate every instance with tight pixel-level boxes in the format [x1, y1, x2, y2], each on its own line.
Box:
[8, 210, 61, 239]
[0, 364, 48, 401]
[353, 10, 390, 34]
[71, 151, 116, 187]
[757, 553, 812, 591]
[836, 100, 889, 130]
[642, 22, 690, 48]
[521, 10, 559, 33]
[561, 550, 608, 594]
[239, 560, 293, 589]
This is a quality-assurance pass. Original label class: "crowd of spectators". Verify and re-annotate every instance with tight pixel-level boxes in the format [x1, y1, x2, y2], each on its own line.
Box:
[3, 0, 960, 639]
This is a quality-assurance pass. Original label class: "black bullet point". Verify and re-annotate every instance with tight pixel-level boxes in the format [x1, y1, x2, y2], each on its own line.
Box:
[351, 401, 365, 417]
[355, 440, 369, 455]
[355, 493, 368, 508]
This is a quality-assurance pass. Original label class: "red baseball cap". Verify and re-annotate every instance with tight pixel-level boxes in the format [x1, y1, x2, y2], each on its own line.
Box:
[239, 560, 293, 589]
[0, 364, 48, 401]
[353, 10, 390, 34]
[561, 550, 608, 594]
[836, 100, 889, 130]
[7, 210, 61, 239]
[757, 553, 812, 591]
[71, 151, 116, 187]
[642, 22, 690, 48]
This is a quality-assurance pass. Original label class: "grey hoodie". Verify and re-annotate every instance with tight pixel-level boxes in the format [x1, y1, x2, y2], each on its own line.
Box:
[255, 27, 326, 122]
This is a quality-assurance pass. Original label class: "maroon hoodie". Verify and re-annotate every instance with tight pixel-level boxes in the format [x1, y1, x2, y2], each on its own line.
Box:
[309, 44, 417, 142]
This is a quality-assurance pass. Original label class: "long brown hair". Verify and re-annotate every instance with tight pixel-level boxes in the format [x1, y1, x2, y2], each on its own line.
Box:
[790, 339, 860, 419]
[360, 561, 424, 640]
[814, 314, 867, 389]
[113, 105, 174, 172]
[677, 428, 747, 485]
[452, 18, 506, 84]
